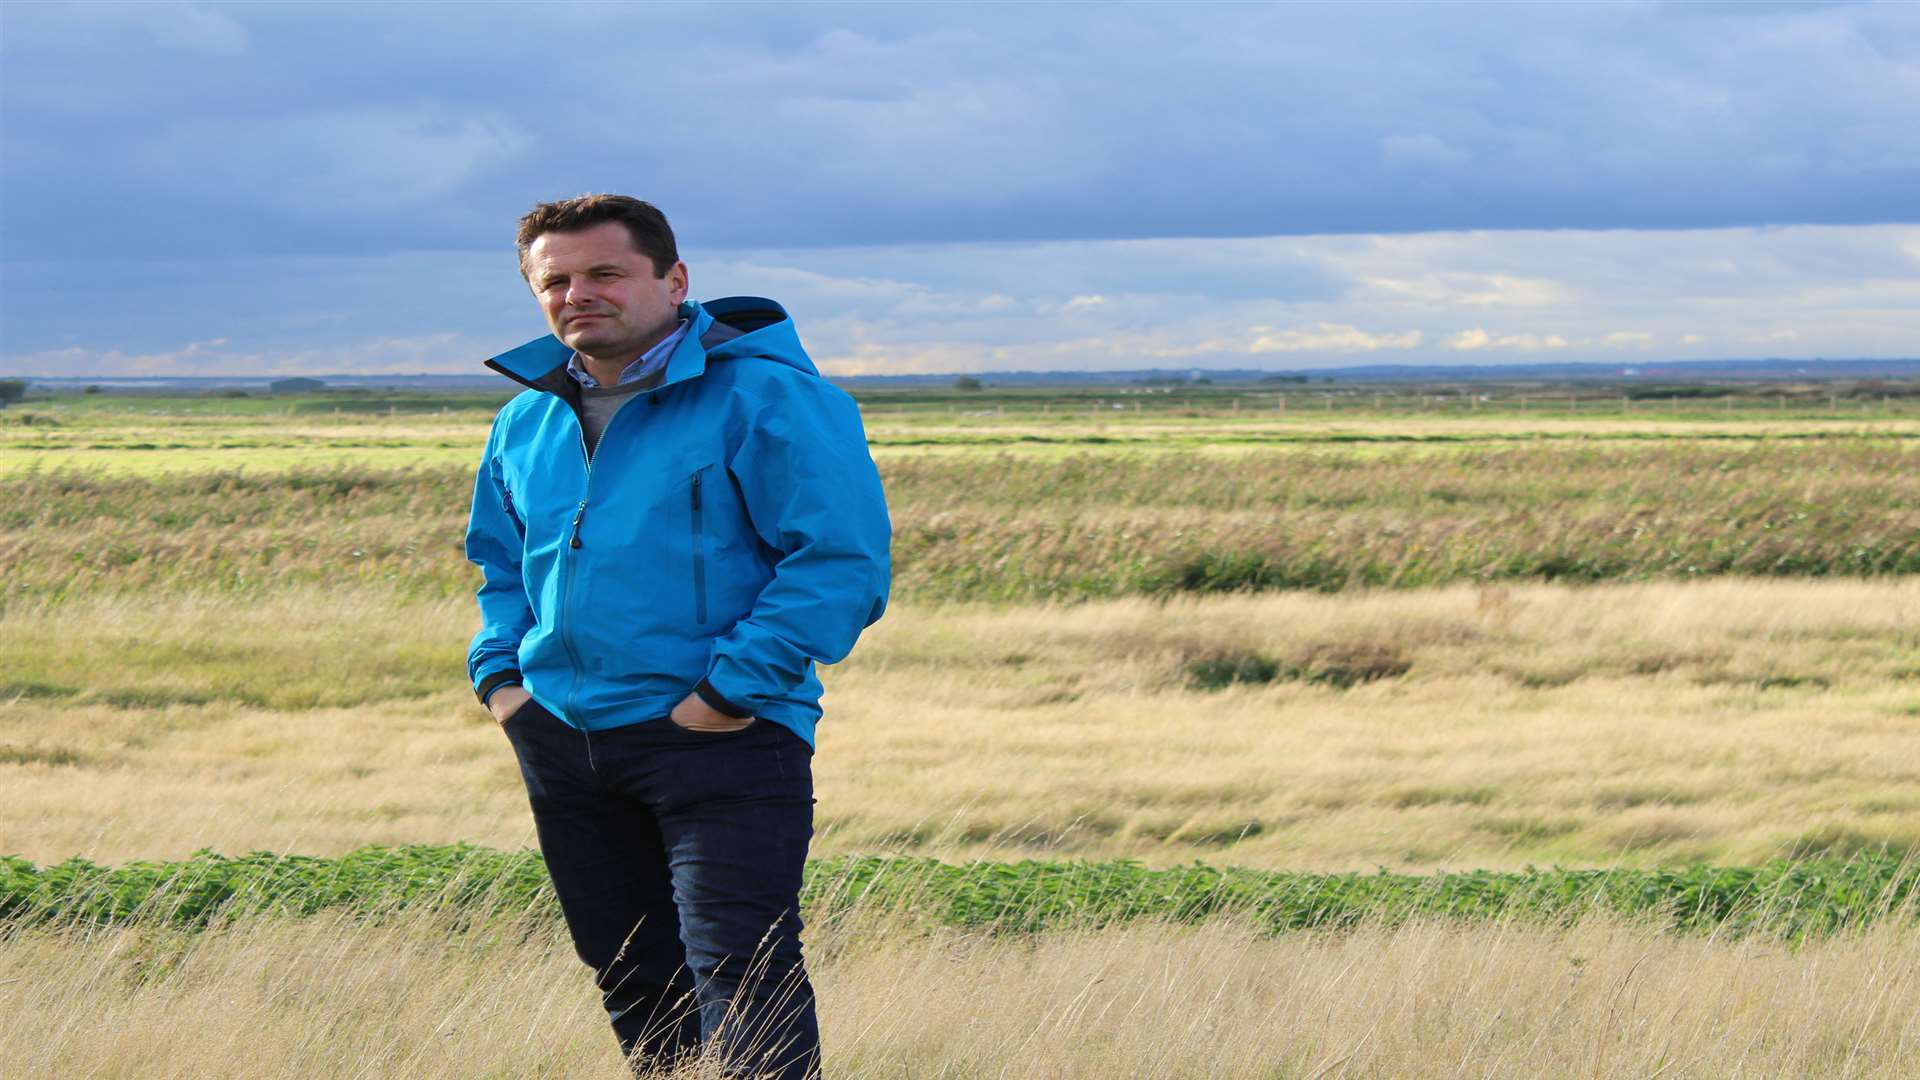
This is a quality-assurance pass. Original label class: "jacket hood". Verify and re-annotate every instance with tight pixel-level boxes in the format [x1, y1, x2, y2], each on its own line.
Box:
[486, 296, 818, 392]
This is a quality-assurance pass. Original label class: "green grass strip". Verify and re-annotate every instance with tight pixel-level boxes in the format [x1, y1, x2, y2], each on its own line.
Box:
[3, 845, 1915, 941]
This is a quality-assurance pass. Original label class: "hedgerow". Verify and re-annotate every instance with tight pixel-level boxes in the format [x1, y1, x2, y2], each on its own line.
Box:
[3, 845, 1914, 942]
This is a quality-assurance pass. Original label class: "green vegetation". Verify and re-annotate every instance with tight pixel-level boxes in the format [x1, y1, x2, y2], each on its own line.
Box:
[4, 844, 1914, 942]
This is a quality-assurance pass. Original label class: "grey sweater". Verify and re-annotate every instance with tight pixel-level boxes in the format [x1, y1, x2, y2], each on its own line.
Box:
[578, 370, 663, 458]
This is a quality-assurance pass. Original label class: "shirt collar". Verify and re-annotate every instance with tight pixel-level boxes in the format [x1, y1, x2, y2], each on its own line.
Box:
[565, 317, 692, 389]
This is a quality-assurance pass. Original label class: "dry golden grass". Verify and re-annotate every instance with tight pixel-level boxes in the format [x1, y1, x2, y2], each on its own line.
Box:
[7, 392, 1916, 476]
[4, 904, 1916, 1078]
[4, 579, 1916, 870]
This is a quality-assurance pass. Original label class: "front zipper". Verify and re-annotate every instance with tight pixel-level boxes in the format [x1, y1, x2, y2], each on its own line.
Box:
[568, 501, 586, 548]
[557, 422, 594, 724]
[690, 470, 708, 624]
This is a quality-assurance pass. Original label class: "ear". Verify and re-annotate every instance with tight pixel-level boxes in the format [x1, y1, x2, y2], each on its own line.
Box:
[668, 261, 689, 304]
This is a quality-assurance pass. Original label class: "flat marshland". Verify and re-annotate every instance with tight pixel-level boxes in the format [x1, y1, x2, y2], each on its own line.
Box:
[3, 386, 1918, 1076]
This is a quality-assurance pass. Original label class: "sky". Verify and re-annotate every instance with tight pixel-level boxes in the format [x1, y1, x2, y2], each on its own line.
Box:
[2, 1, 1917, 377]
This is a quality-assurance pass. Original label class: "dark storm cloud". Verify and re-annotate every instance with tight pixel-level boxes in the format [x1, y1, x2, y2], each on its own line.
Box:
[3, 0, 1917, 262]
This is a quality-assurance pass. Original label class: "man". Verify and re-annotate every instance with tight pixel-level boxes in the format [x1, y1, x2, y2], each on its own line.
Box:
[464, 194, 890, 1079]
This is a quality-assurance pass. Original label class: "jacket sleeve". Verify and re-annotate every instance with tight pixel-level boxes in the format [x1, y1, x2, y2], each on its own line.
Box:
[465, 413, 534, 699]
[695, 375, 891, 718]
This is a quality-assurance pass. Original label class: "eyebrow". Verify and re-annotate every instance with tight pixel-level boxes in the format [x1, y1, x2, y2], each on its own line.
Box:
[539, 263, 624, 286]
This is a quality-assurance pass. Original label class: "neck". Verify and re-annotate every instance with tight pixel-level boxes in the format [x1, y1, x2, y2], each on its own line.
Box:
[578, 353, 636, 388]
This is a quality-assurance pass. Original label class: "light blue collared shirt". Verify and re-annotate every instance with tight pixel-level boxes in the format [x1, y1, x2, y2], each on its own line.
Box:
[565, 318, 691, 388]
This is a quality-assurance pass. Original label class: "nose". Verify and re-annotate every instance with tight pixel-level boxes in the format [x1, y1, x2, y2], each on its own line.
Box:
[565, 279, 599, 307]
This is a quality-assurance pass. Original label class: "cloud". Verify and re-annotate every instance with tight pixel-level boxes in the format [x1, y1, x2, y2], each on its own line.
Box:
[131, 105, 530, 212]
[6, 224, 1916, 376]
[48, 2, 251, 55]
[2, 333, 474, 378]
[3, 4, 1919, 258]
[1446, 329, 1571, 351]
[148, 3, 249, 53]
[1359, 272, 1574, 308]
[1380, 133, 1471, 170]
[1242, 324, 1424, 354]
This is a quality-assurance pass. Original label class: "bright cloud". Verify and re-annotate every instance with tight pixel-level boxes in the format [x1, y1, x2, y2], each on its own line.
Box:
[5, 225, 1916, 377]
[1446, 329, 1571, 351]
[1243, 324, 1424, 354]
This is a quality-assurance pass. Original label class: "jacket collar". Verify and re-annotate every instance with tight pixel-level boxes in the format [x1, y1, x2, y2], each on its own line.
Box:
[487, 300, 717, 394]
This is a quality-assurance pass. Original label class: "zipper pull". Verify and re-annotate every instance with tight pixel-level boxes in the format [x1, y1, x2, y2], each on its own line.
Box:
[691, 472, 702, 510]
[569, 500, 587, 549]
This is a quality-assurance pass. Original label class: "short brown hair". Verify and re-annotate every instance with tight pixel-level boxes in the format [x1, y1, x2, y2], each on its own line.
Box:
[515, 194, 679, 279]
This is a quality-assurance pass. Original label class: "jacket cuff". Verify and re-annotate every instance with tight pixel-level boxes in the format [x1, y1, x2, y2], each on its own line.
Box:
[694, 677, 753, 719]
[476, 669, 523, 706]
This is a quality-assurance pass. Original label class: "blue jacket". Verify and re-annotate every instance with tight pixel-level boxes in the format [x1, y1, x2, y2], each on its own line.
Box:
[465, 297, 891, 748]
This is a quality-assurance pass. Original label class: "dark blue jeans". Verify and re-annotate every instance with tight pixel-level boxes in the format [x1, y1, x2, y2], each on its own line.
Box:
[501, 699, 821, 1079]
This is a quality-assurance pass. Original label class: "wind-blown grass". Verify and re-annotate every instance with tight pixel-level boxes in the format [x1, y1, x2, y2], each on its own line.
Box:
[8, 904, 1919, 1079]
[5, 439, 1915, 602]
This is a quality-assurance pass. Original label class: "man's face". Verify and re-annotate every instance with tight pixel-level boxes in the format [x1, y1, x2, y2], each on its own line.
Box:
[524, 221, 688, 364]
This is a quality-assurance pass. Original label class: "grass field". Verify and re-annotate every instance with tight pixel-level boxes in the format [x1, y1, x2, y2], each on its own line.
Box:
[9, 906, 1916, 1078]
[4, 580, 1919, 870]
[3, 386, 1918, 1076]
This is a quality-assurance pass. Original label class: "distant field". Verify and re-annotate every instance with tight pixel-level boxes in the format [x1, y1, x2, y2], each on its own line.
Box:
[6, 437, 1915, 602]
[4, 387, 1918, 474]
